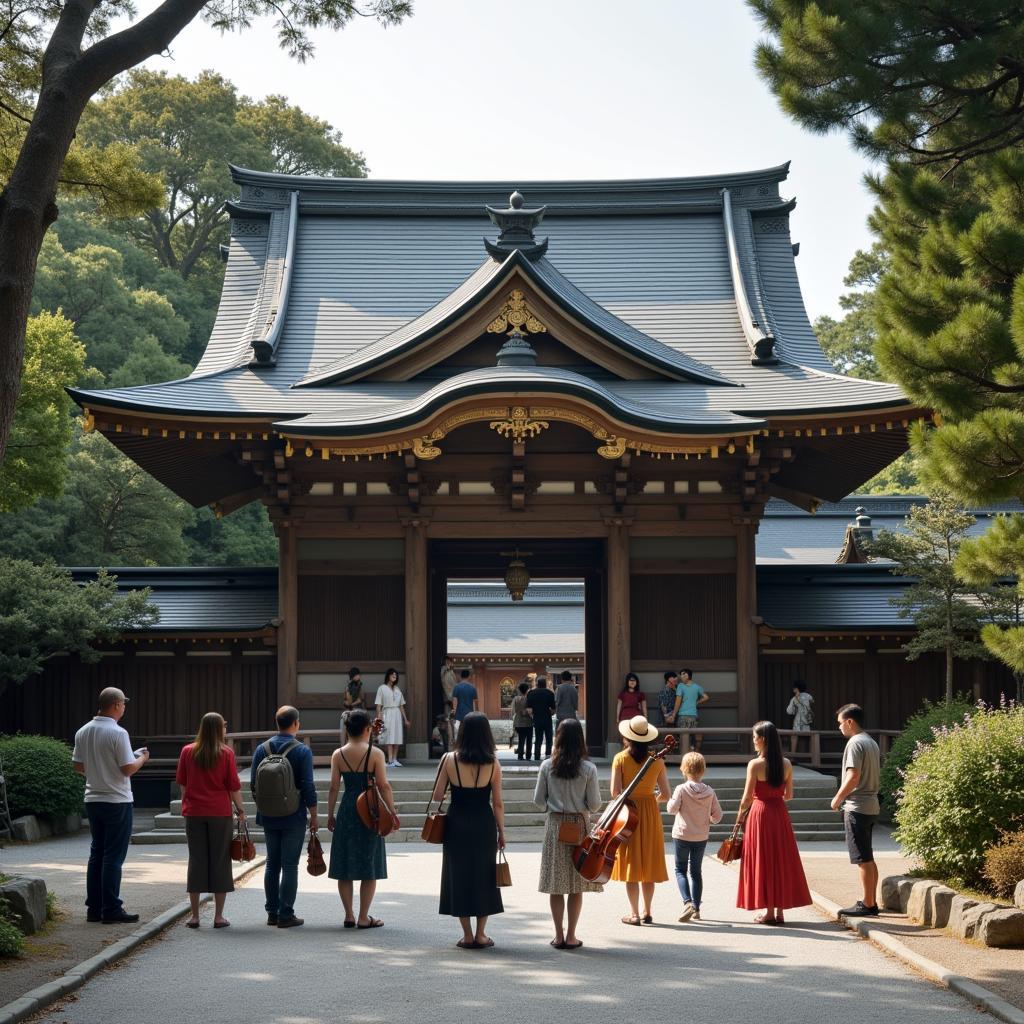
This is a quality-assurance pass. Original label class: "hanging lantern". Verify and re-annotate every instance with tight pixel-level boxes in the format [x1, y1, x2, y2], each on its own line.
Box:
[502, 548, 532, 602]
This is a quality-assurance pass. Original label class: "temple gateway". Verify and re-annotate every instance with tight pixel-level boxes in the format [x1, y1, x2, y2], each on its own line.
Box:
[68, 163, 929, 757]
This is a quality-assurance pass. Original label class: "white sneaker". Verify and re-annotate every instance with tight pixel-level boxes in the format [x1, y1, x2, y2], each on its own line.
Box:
[392, 760, 402, 767]
[678, 902, 696, 922]
[691, 909, 701, 921]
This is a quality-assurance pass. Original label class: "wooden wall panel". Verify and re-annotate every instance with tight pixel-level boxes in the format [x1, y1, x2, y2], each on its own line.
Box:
[630, 573, 736, 661]
[297, 574, 404, 662]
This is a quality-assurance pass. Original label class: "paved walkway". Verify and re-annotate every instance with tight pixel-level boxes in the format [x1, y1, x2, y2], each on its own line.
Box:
[32, 846, 990, 1024]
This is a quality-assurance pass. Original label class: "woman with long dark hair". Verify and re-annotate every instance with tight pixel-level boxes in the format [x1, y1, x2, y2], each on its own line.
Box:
[736, 720, 812, 924]
[615, 673, 647, 727]
[533, 719, 603, 949]
[374, 668, 410, 767]
[175, 712, 245, 928]
[326, 709, 397, 928]
[610, 716, 669, 925]
[432, 711, 506, 948]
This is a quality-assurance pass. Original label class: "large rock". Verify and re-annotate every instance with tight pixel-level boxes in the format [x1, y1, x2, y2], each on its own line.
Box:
[10, 815, 40, 842]
[978, 909, 1024, 948]
[0, 876, 47, 935]
[948, 895, 980, 937]
[1015, 880, 1024, 911]
[925, 885, 957, 929]
[951, 901, 998, 941]
[896, 877, 916, 913]
[881, 874, 914, 912]
[906, 880, 939, 925]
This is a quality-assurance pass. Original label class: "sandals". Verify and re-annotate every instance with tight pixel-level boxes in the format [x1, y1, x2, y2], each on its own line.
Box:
[642, 914, 653, 925]
[753, 913, 778, 925]
[185, 920, 200, 929]
[621, 915, 642, 926]
[343, 919, 356, 929]
[551, 939, 566, 949]
[456, 939, 476, 949]
[563, 940, 583, 949]
[475, 938, 495, 948]
[213, 920, 230, 929]
[356, 917, 384, 929]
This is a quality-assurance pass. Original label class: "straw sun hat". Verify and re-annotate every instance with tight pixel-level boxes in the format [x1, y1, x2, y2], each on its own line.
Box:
[618, 715, 658, 744]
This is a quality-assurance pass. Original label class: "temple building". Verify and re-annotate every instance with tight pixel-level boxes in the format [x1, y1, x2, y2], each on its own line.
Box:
[63, 162, 934, 756]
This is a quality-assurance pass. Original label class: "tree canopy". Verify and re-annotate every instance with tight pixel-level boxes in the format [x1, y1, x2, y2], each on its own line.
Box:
[79, 70, 368, 280]
[749, 0, 1024, 170]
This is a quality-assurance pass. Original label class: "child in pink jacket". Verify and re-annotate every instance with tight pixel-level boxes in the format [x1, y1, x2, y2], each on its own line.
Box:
[667, 751, 723, 921]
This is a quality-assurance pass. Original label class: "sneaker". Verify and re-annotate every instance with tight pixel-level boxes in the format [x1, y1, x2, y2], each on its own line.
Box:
[691, 909, 701, 920]
[277, 916, 304, 928]
[267, 914, 278, 926]
[392, 760, 402, 768]
[101, 910, 140, 924]
[840, 901, 879, 917]
[677, 902, 696, 923]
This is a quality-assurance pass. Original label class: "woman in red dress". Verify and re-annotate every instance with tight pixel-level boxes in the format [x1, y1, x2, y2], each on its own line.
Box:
[615, 673, 647, 727]
[736, 720, 811, 924]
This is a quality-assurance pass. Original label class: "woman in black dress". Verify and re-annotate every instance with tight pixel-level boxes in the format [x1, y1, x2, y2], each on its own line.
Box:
[432, 711, 506, 949]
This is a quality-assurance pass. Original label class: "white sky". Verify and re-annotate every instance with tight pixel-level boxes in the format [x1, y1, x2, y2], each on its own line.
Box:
[139, 0, 879, 319]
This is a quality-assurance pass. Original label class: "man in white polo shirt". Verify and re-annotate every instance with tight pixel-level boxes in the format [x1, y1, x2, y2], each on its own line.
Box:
[72, 688, 149, 923]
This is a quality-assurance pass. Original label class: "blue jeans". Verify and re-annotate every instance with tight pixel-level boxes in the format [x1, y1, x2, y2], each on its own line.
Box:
[674, 839, 707, 908]
[263, 823, 306, 920]
[85, 802, 133, 917]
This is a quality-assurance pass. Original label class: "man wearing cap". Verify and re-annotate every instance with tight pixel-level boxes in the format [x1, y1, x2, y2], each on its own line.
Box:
[72, 687, 150, 923]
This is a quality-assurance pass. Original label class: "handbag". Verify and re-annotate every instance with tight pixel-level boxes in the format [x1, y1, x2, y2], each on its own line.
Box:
[355, 729, 398, 837]
[557, 814, 586, 846]
[495, 848, 512, 887]
[421, 755, 449, 844]
[230, 818, 256, 862]
[306, 826, 327, 876]
[715, 812, 745, 864]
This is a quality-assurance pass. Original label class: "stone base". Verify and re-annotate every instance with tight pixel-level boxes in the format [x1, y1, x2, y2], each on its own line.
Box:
[978, 908, 1024, 948]
[403, 743, 429, 762]
[0, 876, 47, 935]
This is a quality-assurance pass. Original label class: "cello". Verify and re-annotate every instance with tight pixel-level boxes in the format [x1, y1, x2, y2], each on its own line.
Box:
[572, 734, 676, 884]
[355, 717, 400, 837]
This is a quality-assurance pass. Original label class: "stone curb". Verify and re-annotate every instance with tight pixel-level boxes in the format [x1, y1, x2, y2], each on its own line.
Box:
[0, 856, 266, 1024]
[811, 889, 1024, 1024]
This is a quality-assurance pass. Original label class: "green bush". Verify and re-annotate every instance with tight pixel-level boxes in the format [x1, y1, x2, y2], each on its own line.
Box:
[879, 696, 975, 815]
[895, 702, 1024, 886]
[983, 828, 1024, 899]
[0, 901, 23, 958]
[0, 735, 84, 821]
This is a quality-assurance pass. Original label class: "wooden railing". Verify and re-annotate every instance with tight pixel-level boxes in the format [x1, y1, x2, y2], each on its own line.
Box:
[135, 726, 901, 772]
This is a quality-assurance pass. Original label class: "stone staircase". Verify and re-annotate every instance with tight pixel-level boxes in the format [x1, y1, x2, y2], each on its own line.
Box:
[132, 768, 843, 845]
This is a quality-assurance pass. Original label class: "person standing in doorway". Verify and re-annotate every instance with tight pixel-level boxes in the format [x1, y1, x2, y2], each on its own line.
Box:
[72, 687, 149, 923]
[251, 706, 318, 928]
[527, 675, 557, 761]
[511, 682, 533, 761]
[340, 666, 364, 743]
[658, 670, 679, 725]
[785, 679, 814, 754]
[440, 655, 458, 734]
[672, 669, 709, 750]
[615, 673, 647, 736]
[452, 669, 479, 728]
[375, 668, 410, 768]
[554, 670, 579, 723]
[830, 703, 881, 917]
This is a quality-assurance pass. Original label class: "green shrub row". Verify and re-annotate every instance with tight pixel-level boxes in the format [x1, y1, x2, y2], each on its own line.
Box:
[0, 734, 84, 820]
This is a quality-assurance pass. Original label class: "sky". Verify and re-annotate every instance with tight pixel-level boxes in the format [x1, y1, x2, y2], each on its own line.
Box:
[138, 0, 880, 320]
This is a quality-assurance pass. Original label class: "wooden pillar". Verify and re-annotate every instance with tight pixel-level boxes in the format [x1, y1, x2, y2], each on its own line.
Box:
[404, 523, 428, 753]
[735, 522, 758, 728]
[606, 524, 631, 752]
[278, 523, 298, 709]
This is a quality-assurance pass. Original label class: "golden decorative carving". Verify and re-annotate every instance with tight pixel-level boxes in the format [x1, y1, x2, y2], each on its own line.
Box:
[486, 290, 547, 336]
[597, 436, 627, 459]
[489, 406, 550, 443]
[412, 435, 443, 460]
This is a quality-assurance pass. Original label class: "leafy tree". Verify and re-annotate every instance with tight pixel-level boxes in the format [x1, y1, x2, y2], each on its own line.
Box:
[749, 1, 1024, 169]
[0, 311, 85, 512]
[108, 336, 191, 388]
[0, 0, 411, 474]
[867, 493, 1002, 701]
[80, 71, 368, 280]
[813, 244, 886, 380]
[957, 514, 1024, 701]
[184, 504, 279, 566]
[32, 233, 192, 377]
[0, 560, 157, 690]
[860, 451, 921, 495]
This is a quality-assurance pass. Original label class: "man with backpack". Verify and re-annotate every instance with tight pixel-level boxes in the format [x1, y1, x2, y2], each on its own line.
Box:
[250, 706, 318, 928]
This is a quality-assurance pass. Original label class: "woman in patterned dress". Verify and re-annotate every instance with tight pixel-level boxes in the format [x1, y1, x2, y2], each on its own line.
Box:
[375, 668, 410, 767]
[326, 710, 398, 928]
[534, 719, 603, 949]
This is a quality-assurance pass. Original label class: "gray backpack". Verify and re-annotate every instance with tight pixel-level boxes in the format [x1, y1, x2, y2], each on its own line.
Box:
[252, 739, 301, 817]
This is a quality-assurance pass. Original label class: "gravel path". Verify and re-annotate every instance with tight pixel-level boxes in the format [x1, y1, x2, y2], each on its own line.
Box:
[31, 845, 991, 1024]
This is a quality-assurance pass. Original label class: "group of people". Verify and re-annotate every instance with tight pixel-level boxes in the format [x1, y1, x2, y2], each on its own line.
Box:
[341, 666, 411, 767]
[511, 670, 579, 761]
[71, 684, 881, 944]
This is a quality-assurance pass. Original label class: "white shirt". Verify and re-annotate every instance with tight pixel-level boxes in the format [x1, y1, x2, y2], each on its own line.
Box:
[72, 716, 135, 803]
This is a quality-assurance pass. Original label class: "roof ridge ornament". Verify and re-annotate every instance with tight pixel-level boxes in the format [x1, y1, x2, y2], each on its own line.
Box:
[488, 288, 547, 366]
[484, 190, 549, 260]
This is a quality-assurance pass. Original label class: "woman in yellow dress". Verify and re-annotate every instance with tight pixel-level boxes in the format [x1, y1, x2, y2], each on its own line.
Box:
[611, 715, 670, 925]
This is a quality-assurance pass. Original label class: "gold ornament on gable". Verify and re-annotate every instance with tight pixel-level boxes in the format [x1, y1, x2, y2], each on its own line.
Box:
[486, 290, 548, 336]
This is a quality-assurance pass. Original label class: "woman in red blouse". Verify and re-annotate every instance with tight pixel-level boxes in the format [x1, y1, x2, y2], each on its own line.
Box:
[176, 713, 245, 928]
[616, 673, 647, 727]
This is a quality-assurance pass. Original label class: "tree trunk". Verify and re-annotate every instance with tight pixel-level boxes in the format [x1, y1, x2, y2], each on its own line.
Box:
[945, 643, 954, 702]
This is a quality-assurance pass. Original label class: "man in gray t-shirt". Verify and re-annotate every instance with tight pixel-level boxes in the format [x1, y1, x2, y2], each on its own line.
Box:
[554, 671, 579, 722]
[830, 703, 881, 917]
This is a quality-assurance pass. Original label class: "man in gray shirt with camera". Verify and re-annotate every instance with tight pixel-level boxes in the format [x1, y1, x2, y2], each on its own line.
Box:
[830, 703, 880, 917]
